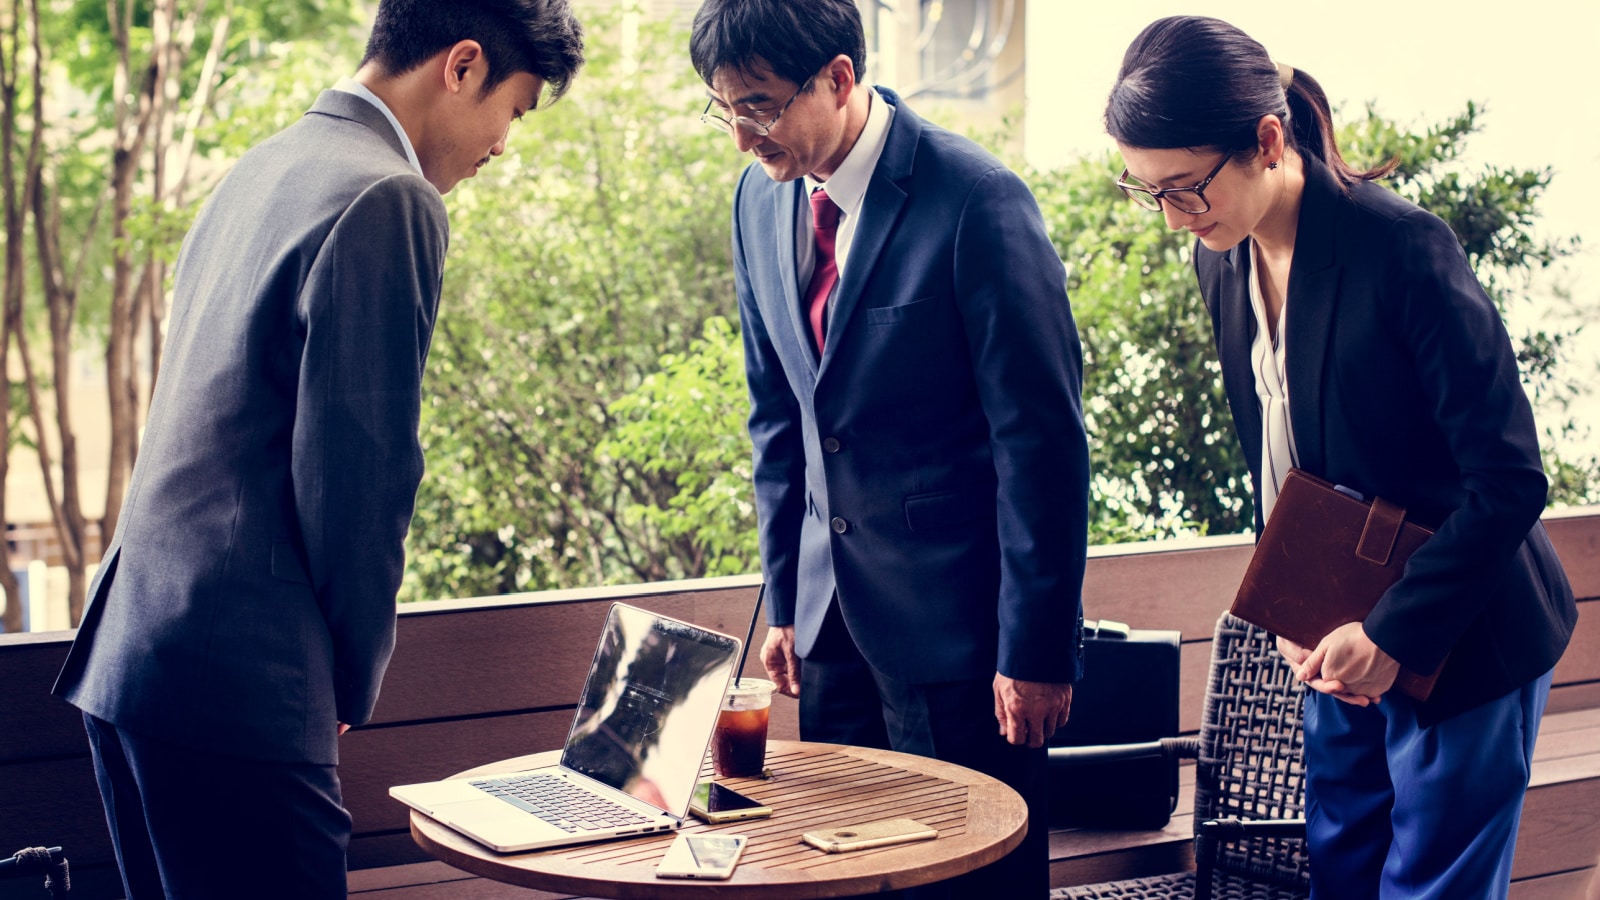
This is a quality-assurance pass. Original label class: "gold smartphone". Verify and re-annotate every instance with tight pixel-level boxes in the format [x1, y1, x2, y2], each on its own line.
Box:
[800, 817, 938, 853]
[688, 782, 773, 823]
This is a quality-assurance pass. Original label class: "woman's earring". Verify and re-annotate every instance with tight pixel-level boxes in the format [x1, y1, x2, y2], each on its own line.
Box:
[1268, 160, 1279, 170]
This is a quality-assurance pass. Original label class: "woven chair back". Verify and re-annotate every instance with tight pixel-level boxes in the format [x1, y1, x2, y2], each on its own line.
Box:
[1192, 613, 1311, 890]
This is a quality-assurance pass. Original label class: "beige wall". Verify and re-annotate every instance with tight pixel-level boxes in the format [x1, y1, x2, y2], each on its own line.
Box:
[6, 345, 113, 528]
[3, 346, 111, 630]
[870, 0, 1028, 160]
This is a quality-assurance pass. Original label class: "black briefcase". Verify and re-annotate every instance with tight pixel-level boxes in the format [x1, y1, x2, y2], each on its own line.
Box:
[1047, 619, 1181, 829]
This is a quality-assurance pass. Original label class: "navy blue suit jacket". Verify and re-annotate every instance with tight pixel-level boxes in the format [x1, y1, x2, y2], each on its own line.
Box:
[733, 89, 1089, 685]
[1195, 160, 1576, 723]
[54, 92, 447, 765]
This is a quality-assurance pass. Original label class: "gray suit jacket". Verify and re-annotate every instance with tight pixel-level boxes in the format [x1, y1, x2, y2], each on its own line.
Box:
[54, 91, 449, 765]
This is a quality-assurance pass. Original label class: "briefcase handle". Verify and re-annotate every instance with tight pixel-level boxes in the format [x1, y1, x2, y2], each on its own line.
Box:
[1083, 619, 1132, 639]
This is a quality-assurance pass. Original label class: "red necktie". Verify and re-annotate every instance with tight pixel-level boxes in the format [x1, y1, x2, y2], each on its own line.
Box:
[804, 188, 840, 353]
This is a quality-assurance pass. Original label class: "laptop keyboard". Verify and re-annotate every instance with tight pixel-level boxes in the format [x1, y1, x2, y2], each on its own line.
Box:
[470, 773, 653, 833]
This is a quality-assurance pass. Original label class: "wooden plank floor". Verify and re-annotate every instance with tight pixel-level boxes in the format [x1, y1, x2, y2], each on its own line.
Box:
[1510, 868, 1600, 900]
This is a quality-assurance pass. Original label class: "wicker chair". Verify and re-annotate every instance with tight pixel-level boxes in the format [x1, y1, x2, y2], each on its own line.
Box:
[0, 846, 70, 897]
[1050, 613, 1310, 900]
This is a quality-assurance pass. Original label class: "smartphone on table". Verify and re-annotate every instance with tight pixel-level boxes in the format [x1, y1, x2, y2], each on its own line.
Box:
[655, 833, 748, 880]
[688, 781, 773, 823]
[801, 818, 938, 853]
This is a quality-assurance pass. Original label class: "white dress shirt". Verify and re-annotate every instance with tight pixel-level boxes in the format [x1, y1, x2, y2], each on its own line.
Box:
[795, 87, 895, 289]
[1249, 238, 1299, 522]
[333, 77, 423, 176]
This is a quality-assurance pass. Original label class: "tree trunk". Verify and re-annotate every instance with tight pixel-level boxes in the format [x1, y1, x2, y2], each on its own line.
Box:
[26, 0, 88, 624]
[0, 0, 24, 632]
[101, 0, 158, 544]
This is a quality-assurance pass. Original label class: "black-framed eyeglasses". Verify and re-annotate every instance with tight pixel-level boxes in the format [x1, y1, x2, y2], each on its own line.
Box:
[1117, 152, 1232, 214]
[701, 77, 813, 137]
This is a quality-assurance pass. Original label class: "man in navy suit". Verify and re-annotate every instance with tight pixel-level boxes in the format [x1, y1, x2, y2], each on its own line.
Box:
[51, 3, 582, 897]
[691, 1, 1090, 894]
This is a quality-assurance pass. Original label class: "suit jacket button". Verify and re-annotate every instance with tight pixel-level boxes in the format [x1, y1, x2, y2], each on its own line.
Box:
[830, 517, 849, 534]
[822, 437, 841, 453]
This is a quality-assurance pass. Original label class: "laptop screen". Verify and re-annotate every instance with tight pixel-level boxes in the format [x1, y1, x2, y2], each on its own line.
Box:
[561, 604, 740, 817]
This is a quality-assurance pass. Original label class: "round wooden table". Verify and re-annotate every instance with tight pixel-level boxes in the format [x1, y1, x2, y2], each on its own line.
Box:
[407, 739, 1029, 898]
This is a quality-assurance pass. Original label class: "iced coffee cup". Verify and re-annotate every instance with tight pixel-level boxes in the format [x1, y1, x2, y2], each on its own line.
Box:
[712, 678, 774, 778]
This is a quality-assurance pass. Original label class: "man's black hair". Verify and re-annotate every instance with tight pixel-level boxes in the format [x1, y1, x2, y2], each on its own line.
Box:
[362, 0, 584, 104]
[690, 0, 865, 88]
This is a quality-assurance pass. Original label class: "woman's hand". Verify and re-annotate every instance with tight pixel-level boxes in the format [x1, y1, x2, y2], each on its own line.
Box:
[1279, 633, 1363, 703]
[1297, 621, 1400, 706]
[1276, 634, 1312, 668]
[1280, 633, 1361, 703]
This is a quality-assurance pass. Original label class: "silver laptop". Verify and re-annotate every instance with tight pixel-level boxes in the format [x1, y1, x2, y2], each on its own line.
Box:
[389, 602, 741, 852]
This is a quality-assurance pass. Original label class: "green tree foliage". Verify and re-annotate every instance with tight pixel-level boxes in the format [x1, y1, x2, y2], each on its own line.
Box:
[1029, 155, 1248, 541]
[400, 10, 741, 601]
[0, 0, 363, 627]
[599, 315, 757, 577]
[1340, 103, 1597, 503]
[59, 0, 363, 343]
[586, 103, 1592, 586]
[8, 7, 1588, 617]
[1028, 103, 1596, 541]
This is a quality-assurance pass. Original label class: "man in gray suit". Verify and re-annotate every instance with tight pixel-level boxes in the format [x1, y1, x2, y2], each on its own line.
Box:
[51, 3, 582, 897]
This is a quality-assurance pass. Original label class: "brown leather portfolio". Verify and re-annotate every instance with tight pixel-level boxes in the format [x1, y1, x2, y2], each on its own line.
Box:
[1231, 467, 1445, 702]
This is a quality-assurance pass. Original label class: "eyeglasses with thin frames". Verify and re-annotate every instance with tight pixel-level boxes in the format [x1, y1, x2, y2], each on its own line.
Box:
[701, 77, 814, 137]
[1117, 152, 1232, 214]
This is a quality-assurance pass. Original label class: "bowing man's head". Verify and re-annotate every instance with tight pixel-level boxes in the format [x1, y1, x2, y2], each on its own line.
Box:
[356, 0, 586, 193]
[691, 0, 871, 184]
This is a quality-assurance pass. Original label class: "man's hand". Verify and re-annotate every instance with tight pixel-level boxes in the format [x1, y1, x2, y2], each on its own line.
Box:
[338, 722, 351, 736]
[1295, 621, 1398, 706]
[993, 674, 1071, 748]
[761, 626, 802, 698]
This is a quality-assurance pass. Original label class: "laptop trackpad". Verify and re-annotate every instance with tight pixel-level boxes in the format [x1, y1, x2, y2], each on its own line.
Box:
[437, 795, 536, 825]
[394, 779, 539, 823]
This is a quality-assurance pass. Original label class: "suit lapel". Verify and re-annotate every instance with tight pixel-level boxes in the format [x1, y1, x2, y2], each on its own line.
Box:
[818, 89, 917, 372]
[1216, 245, 1263, 472]
[1284, 162, 1345, 478]
[770, 178, 816, 377]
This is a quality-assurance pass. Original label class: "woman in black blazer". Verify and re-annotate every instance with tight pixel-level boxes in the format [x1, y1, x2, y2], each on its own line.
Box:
[1104, 16, 1577, 899]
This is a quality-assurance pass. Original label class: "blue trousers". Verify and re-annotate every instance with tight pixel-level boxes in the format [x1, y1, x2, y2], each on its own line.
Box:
[1303, 669, 1552, 899]
[83, 713, 351, 900]
[798, 602, 1048, 900]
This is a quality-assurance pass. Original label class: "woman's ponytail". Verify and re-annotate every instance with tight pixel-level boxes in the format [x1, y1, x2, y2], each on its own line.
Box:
[1107, 17, 1392, 187]
[1280, 64, 1393, 184]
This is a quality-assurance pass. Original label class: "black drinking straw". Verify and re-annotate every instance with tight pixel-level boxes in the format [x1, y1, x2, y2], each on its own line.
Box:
[734, 583, 765, 688]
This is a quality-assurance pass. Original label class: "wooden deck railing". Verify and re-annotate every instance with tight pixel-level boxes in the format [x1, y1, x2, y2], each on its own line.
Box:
[2, 510, 1596, 899]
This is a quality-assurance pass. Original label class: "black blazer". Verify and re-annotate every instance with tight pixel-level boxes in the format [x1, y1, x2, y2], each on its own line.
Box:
[1195, 160, 1576, 724]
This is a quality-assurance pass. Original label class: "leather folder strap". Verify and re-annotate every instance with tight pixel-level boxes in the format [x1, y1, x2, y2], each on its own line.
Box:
[1357, 496, 1405, 565]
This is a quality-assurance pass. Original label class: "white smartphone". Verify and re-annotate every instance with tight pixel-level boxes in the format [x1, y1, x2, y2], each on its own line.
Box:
[654, 833, 748, 880]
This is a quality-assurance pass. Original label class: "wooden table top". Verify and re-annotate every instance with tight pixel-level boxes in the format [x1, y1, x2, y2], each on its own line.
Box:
[407, 739, 1029, 899]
